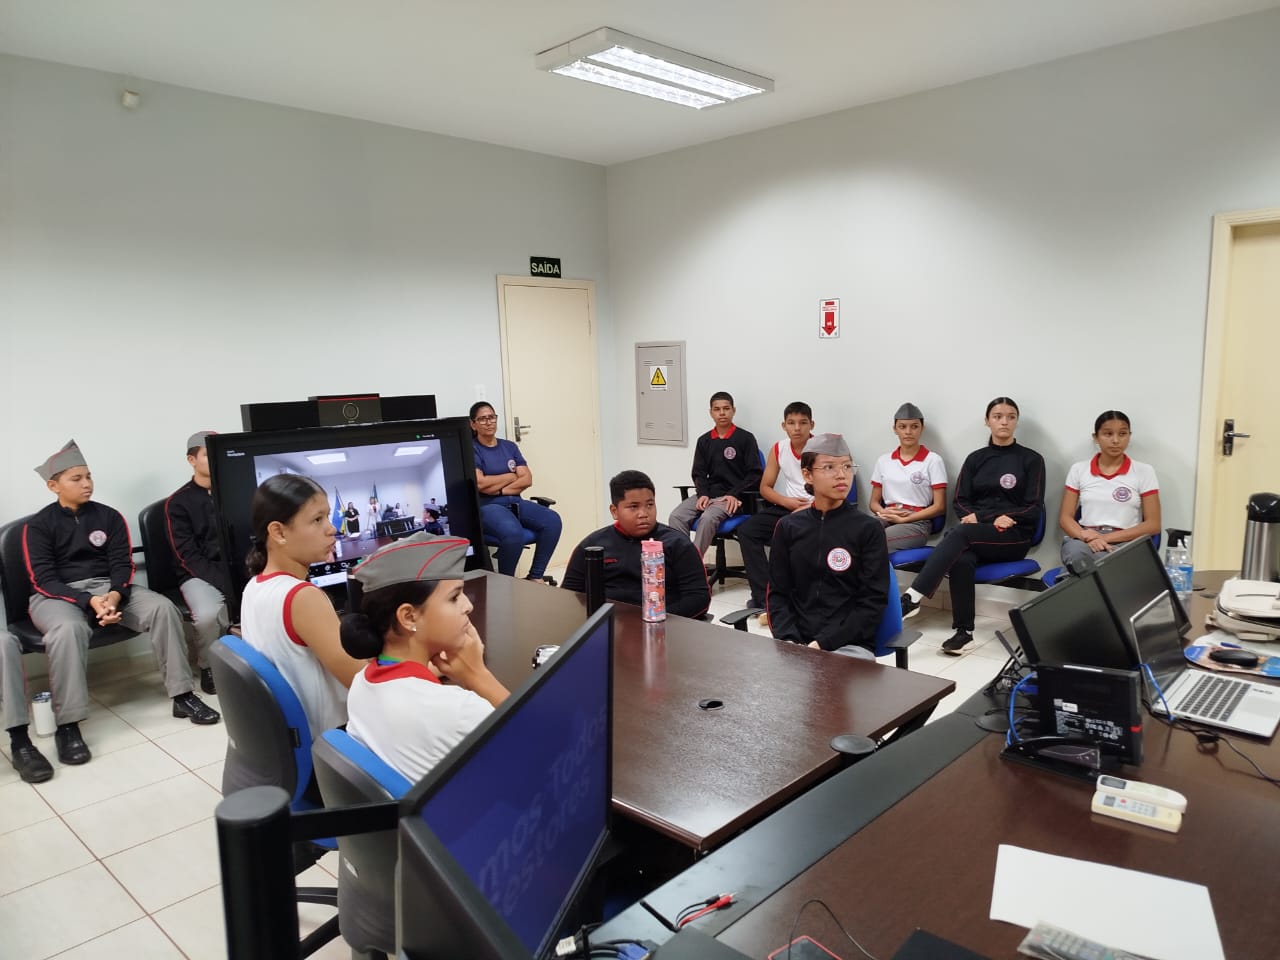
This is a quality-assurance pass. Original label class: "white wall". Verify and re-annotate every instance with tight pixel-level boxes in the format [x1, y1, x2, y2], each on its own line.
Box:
[605, 9, 1280, 569]
[0, 54, 609, 530]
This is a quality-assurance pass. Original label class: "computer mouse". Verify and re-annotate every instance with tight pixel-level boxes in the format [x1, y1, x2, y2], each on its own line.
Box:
[1209, 647, 1261, 668]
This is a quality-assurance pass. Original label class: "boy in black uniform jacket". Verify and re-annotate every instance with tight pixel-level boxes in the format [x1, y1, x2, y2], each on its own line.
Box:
[768, 435, 889, 655]
[562, 471, 711, 620]
[163, 431, 230, 694]
[8, 441, 218, 783]
[668, 391, 763, 559]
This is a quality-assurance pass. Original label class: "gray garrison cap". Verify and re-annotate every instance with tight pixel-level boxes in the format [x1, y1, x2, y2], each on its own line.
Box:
[893, 402, 924, 422]
[187, 431, 218, 452]
[352, 533, 482, 594]
[802, 433, 853, 460]
[35, 439, 88, 482]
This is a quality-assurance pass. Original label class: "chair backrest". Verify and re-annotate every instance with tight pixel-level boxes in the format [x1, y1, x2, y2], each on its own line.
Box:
[138, 498, 183, 598]
[209, 633, 314, 807]
[0, 515, 35, 628]
[313, 729, 410, 955]
[871, 569, 904, 657]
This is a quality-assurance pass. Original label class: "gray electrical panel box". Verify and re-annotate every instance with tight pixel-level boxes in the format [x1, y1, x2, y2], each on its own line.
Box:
[636, 341, 687, 446]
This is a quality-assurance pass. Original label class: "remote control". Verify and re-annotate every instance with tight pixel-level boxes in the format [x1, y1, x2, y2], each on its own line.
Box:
[1091, 791, 1182, 832]
[1018, 921, 1145, 959]
[1094, 774, 1188, 812]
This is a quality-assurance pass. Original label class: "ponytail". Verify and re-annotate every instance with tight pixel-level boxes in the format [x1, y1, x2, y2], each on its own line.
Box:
[339, 579, 437, 661]
[246, 474, 325, 575]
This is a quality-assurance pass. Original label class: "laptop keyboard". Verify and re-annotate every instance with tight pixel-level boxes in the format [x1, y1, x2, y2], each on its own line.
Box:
[1173, 674, 1250, 721]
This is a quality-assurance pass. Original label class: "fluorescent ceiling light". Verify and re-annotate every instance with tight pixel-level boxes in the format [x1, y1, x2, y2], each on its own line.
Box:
[306, 452, 347, 465]
[536, 27, 772, 110]
[394, 446, 429, 457]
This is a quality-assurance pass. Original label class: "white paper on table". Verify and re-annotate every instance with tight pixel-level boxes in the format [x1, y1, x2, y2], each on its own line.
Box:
[990, 844, 1224, 960]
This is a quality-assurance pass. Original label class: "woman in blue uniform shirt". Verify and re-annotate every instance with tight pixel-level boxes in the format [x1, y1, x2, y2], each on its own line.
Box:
[469, 401, 562, 581]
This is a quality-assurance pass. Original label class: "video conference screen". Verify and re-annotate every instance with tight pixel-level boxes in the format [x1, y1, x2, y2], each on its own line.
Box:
[207, 417, 486, 604]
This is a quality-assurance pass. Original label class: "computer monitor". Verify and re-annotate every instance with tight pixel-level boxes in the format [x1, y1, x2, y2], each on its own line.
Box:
[1094, 537, 1191, 640]
[206, 417, 487, 607]
[1009, 569, 1134, 670]
[397, 604, 614, 960]
[1126, 589, 1186, 701]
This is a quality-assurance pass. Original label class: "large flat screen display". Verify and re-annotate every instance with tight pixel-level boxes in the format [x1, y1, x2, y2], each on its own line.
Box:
[207, 417, 488, 606]
[398, 605, 614, 960]
[1009, 569, 1134, 670]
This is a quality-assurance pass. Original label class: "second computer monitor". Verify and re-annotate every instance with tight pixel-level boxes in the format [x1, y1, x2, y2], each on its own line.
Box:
[1009, 569, 1134, 670]
[1093, 537, 1191, 640]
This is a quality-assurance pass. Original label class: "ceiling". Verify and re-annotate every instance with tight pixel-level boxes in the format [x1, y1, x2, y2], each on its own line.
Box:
[3, 0, 1277, 165]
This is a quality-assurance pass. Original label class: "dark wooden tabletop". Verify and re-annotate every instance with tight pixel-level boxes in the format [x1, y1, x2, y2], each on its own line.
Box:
[464, 574, 955, 852]
[716, 572, 1280, 958]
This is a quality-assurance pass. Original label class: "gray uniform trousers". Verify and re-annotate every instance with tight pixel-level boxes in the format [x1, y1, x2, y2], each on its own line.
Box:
[28, 578, 193, 724]
[669, 495, 738, 557]
[179, 577, 228, 669]
[1, 630, 29, 730]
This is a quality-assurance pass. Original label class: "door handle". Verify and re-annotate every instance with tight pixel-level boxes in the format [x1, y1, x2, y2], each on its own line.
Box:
[514, 417, 533, 442]
[1222, 418, 1251, 457]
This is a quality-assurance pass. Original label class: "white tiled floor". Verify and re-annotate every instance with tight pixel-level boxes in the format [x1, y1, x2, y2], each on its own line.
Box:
[0, 654, 347, 960]
[0, 571, 1011, 958]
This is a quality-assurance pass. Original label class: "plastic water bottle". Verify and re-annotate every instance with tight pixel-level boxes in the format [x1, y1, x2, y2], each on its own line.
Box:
[1165, 528, 1193, 608]
[641, 539, 666, 622]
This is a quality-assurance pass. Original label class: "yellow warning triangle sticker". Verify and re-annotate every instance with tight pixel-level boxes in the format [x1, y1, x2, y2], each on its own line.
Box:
[650, 368, 667, 386]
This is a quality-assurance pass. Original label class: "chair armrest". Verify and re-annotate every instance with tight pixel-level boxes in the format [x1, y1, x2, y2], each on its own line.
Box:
[673, 485, 694, 500]
[720, 607, 761, 631]
[881, 627, 921, 670]
[529, 496, 557, 507]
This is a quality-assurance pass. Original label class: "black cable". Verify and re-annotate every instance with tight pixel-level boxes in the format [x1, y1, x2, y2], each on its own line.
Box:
[1146, 705, 1280, 791]
[785, 897, 879, 960]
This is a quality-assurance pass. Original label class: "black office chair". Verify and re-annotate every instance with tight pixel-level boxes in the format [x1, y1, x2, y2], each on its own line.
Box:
[137, 498, 190, 614]
[482, 495, 560, 585]
[312, 729, 412, 959]
[208, 635, 340, 957]
[0, 515, 138, 654]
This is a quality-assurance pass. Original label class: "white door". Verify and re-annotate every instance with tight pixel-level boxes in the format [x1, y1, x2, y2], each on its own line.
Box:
[1194, 211, 1280, 570]
[497, 276, 602, 575]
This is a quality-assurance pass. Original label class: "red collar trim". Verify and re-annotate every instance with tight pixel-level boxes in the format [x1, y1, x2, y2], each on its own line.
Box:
[255, 571, 299, 583]
[786, 436, 811, 459]
[892, 445, 929, 465]
[711, 424, 737, 440]
[364, 660, 440, 685]
[1090, 454, 1132, 479]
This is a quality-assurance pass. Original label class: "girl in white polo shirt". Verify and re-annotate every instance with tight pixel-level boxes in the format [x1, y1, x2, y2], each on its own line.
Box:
[1058, 410, 1161, 570]
[868, 402, 948, 552]
[341, 534, 510, 784]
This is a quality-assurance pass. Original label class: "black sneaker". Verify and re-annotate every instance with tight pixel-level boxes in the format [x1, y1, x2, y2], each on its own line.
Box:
[11, 742, 54, 783]
[941, 629, 974, 656]
[173, 692, 221, 725]
[200, 667, 217, 695]
[54, 724, 92, 765]
[900, 593, 922, 620]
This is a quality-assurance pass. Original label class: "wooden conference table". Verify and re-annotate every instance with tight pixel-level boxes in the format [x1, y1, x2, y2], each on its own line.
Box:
[640, 572, 1280, 957]
[464, 573, 955, 853]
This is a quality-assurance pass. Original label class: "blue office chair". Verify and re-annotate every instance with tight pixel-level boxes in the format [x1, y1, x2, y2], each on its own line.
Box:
[887, 513, 946, 570]
[722, 563, 919, 669]
[312, 730, 411, 960]
[971, 506, 1047, 589]
[208, 634, 340, 956]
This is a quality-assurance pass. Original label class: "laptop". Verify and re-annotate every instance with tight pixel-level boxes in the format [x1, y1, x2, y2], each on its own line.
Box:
[1127, 590, 1280, 738]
